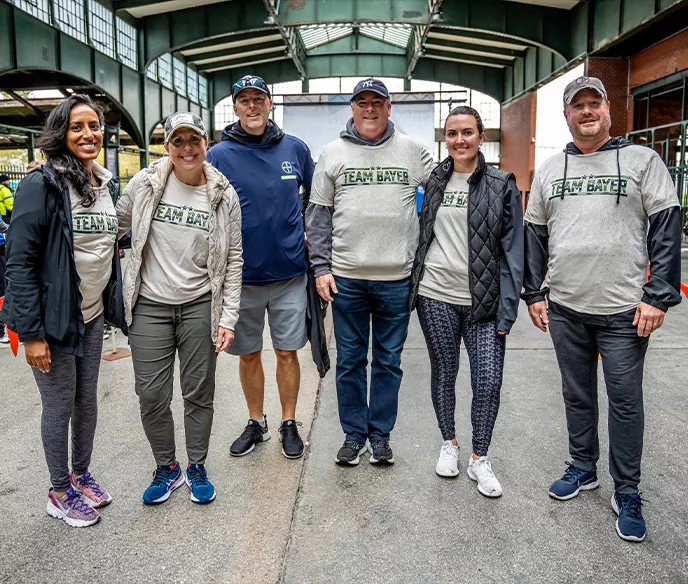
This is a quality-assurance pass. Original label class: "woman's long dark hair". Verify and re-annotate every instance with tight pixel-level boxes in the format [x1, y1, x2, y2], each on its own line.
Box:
[37, 94, 105, 208]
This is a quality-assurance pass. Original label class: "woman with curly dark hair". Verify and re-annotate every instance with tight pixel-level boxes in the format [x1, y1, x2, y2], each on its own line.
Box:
[0, 94, 126, 527]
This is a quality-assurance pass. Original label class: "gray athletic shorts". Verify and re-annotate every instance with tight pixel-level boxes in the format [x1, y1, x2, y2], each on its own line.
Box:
[227, 273, 308, 356]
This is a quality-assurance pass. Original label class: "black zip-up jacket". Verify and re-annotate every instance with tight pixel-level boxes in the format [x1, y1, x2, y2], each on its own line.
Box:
[409, 151, 524, 334]
[0, 165, 126, 356]
[522, 138, 682, 312]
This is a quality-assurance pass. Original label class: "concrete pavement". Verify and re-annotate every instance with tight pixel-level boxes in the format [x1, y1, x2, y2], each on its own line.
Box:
[1, 258, 688, 583]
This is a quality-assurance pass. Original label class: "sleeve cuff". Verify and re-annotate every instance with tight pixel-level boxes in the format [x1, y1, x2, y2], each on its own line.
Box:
[640, 294, 668, 313]
[521, 291, 548, 305]
[314, 267, 331, 277]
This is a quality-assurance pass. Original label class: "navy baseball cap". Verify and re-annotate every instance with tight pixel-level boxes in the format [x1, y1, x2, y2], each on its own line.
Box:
[232, 75, 271, 102]
[351, 78, 390, 101]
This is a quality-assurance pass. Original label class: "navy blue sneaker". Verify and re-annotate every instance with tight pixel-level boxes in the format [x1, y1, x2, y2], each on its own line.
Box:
[548, 461, 600, 500]
[185, 464, 216, 504]
[142, 461, 185, 505]
[612, 492, 646, 542]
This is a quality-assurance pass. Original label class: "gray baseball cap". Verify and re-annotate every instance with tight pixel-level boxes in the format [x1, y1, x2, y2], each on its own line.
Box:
[563, 76, 608, 107]
[164, 112, 207, 143]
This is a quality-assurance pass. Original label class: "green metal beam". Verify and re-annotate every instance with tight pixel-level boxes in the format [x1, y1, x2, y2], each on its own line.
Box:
[406, 0, 443, 78]
[142, 1, 269, 66]
[274, 0, 431, 25]
[113, 0, 165, 10]
[439, 0, 573, 60]
[423, 37, 524, 60]
[187, 41, 287, 70]
[413, 58, 504, 102]
[307, 54, 407, 79]
[423, 52, 510, 70]
[306, 35, 406, 57]
[262, 0, 307, 79]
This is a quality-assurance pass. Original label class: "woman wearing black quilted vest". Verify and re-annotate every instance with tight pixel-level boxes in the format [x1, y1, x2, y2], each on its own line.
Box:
[409, 106, 523, 497]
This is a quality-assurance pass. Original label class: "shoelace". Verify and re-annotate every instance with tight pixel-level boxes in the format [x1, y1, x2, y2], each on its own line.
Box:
[440, 442, 457, 459]
[280, 421, 303, 435]
[343, 440, 363, 451]
[76, 472, 105, 498]
[187, 465, 209, 487]
[63, 489, 94, 514]
[618, 493, 646, 520]
[371, 440, 390, 452]
[561, 461, 585, 482]
[240, 420, 264, 440]
[473, 458, 494, 477]
[151, 465, 175, 487]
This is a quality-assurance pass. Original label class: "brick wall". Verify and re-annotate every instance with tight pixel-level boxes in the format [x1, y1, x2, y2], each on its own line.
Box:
[500, 91, 536, 194]
[630, 28, 688, 89]
[586, 57, 630, 137]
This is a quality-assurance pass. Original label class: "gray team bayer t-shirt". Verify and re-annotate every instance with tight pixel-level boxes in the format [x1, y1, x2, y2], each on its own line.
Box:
[524, 144, 679, 314]
[418, 172, 472, 305]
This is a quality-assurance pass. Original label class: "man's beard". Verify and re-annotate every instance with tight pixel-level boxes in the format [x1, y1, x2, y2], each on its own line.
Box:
[572, 113, 611, 140]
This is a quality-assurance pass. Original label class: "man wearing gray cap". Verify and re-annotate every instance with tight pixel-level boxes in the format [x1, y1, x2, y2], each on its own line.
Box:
[306, 78, 434, 466]
[522, 76, 682, 542]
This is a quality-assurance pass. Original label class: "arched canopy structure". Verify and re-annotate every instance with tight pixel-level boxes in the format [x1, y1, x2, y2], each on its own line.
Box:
[2, 0, 688, 147]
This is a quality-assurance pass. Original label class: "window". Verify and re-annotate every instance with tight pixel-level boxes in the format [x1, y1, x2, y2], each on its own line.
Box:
[157, 54, 173, 89]
[199, 76, 208, 105]
[116, 17, 137, 69]
[54, 0, 86, 42]
[146, 60, 158, 81]
[10, 0, 50, 23]
[173, 57, 186, 97]
[187, 68, 198, 103]
[88, 0, 114, 58]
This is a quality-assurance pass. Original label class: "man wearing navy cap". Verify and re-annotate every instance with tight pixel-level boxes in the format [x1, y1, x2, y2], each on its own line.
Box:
[306, 78, 434, 466]
[207, 75, 315, 460]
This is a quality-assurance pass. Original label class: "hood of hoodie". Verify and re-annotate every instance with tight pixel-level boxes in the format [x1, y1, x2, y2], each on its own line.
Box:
[560, 136, 634, 204]
[563, 136, 633, 155]
[340, 118, 395, 146]
[221, 120, 284, 146]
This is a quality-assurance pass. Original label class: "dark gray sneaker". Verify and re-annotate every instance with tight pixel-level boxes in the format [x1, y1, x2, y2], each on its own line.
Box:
[279, 420, 304, 459]
[335, 440, 366, 465]
[230, 417, 271, 456]
[370, 439, 394, 465]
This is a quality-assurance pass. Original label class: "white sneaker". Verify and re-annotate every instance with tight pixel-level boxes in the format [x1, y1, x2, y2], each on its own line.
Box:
[435, 440, 459, 477]
[467, 455, 503, 497]
[0, 332, 10, 346]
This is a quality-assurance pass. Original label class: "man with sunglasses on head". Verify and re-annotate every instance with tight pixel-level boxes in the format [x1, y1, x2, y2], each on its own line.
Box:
[207, 75, 314, 460]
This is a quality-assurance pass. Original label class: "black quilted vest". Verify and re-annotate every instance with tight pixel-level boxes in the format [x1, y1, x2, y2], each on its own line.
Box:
[409, 151, 513, 323]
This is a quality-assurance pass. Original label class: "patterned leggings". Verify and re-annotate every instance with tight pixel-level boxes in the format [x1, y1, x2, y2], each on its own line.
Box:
[417, 296, 505, 456]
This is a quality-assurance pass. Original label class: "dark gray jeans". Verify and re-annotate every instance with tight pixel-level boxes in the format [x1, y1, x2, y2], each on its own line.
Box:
[129, 293, 217, 466]
[33, 314, 104, 491]
[548, 302, 649, 494]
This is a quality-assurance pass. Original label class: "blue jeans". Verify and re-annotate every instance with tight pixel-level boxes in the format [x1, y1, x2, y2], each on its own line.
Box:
[331, 276, 411, 443]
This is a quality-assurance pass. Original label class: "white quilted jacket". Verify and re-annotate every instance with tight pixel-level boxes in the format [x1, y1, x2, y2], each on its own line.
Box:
[116, 157, 243, 340]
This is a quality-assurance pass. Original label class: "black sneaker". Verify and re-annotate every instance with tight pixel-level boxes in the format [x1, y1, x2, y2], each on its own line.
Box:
[230, 417, 271, 456]
[279, 420, 304, 459]
[370, 439, 395, 465]
[335, 440, 366, 466]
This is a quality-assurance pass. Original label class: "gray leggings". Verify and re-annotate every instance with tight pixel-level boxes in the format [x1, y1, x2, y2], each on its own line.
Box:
[33, 314, 104, 491]
[129, 293, 217, 466]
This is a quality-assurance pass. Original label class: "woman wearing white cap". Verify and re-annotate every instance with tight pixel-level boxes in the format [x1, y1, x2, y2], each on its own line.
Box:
[117, 112, 243, 505]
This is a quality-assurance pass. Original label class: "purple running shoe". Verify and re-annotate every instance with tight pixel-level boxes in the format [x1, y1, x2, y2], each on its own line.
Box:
[46, 487, 101, 528]
[70, 472, 112, 508]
